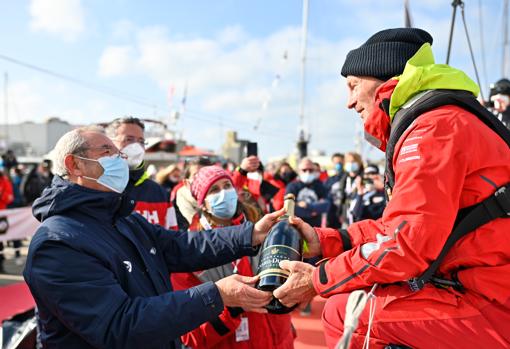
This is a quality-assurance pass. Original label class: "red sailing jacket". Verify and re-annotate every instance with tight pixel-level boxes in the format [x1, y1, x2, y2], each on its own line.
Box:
[0, 175, 13, 209]
[172, 213, 295, 349]
[128, 168, 178, 230]
[312, 80, 510, 308]
[267, 177, 286, 211]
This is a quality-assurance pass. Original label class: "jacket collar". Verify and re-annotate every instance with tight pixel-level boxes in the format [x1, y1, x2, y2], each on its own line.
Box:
[363, 79, 398, 152]
[32, 176, 135, 224]
[363, 43, 480, 153]
[129, 163, 147, 186]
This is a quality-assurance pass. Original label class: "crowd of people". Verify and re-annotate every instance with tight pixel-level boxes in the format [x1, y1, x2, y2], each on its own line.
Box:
[0, 152, 53, 270]
[1, 115, 385, 347]
[0, 26, 507, 349]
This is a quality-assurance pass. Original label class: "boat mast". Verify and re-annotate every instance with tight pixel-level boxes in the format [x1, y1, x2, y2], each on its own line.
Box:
[502, 0, 509, 77]
[3, 72, 8, 146]
[297, 0, 309, 159]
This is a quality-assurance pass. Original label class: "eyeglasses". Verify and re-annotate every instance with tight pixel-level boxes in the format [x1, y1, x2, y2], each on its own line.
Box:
[75, 145, 127, 159]
[115, 136, 148, 147]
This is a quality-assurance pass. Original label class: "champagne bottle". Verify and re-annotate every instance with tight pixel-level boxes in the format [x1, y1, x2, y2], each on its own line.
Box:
[256, 194, 302, 314]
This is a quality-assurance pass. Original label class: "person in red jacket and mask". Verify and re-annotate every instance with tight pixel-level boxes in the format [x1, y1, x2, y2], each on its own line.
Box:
[272, 28, 510, 348]
[172, 166, 295, 349]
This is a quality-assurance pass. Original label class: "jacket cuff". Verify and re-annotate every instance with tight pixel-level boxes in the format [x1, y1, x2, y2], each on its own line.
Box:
[237, 167, 248, 176]
[192, 281, 224, 318]
[315, 227, 345, 258]
[226, 306, 244, 318]
[238, 221, 260, 255]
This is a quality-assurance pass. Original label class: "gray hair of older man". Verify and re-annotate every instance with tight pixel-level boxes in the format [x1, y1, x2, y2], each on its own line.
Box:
[52, 125, 104, 177]
[105, 117, 145, 139]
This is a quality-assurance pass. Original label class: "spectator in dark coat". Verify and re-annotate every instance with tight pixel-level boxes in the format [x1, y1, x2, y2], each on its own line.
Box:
[20, 160, 53, 204]
[285, 157, 329, 227]
[350, 164, 386, 222]
[325, 153, 346, 228]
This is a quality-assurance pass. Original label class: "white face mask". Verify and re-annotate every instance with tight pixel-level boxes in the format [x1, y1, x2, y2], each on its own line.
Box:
[122, 143, 145, 168]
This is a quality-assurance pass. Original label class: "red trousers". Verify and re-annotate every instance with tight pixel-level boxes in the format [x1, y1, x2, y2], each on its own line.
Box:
[322, 284, 510, 349]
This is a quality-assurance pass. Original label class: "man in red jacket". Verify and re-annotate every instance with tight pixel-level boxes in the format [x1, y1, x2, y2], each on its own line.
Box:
[273, 28, 510, 348]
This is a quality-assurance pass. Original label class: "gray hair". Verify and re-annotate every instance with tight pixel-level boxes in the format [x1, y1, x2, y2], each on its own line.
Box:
[299, 157, 314, 168]
[52, 125, 104, 177]
[105, 117, 145, 139]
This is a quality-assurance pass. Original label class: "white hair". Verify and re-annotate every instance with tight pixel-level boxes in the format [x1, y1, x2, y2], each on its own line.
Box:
[52, 126, 104, 177]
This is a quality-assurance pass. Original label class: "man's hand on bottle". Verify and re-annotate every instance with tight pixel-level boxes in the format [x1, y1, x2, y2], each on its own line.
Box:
[215, 274, 272, 313]
[288, 216, 321, 258]
[240, 156, 260, 173]
[273, 260, 317, 308]
[252, 208, 286, 246]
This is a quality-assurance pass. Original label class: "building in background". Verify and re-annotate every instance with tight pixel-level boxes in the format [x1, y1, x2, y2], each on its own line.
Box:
[221, 130, 250, 163]
[0, 118, 74, 161]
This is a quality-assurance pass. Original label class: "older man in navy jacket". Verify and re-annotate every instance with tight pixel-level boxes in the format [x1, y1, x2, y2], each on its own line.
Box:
[23, 126, 284, 349]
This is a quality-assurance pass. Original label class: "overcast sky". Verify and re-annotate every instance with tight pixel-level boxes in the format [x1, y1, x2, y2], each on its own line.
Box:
[0, 0, 506, 161]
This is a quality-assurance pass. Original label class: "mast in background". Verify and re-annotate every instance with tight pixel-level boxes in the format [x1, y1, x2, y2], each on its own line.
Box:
[297, 0, 309, 159]
[502, 0, 509, 78]
[3, 72, 8, 146]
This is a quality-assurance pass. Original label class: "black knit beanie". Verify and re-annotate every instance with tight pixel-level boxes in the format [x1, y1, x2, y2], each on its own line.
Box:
[341, 28, 433, 81]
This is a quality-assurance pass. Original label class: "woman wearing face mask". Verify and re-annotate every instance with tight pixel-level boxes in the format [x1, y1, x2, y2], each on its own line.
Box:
[339, 151, 364, 227]
[171, 166, 295, 349]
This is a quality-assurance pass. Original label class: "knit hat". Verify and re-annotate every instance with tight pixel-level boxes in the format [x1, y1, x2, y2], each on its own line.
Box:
[190, 166, 233, 205]
[490, 78, 510, 96]
[363, 164, 379, 175]
[341, 28, 433, 81]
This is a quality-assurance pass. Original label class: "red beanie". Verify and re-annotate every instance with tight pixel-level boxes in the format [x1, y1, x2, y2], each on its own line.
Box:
[190, 166, 233, 205]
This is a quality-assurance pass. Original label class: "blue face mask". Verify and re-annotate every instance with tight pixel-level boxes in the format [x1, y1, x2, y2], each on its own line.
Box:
[77, 154, 129, 193]
[335, 163, 343, 173]
[206, 188, 238, 219]
[344, 162, 360, 173]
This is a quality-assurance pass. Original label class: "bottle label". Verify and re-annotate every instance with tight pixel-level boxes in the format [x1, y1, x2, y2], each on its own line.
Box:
[257, 244, 301, 278]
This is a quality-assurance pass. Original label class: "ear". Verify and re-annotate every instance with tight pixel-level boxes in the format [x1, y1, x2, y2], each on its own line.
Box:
[64, 154, 83, 177]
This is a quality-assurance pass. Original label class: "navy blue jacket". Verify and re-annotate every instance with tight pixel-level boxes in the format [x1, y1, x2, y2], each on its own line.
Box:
[23, 176, 257, 349]
[285, 179, 329, 227]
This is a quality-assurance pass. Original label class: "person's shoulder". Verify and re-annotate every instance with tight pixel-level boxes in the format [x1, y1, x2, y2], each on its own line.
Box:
[136, 178, 169, 199]
[28, 215, 85, 254]
[285, 181, 301, 191]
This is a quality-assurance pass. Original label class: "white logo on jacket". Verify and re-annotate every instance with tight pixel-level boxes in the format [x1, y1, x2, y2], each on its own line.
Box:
[123, 261, 133, 273]
[136, 210, 160, 225]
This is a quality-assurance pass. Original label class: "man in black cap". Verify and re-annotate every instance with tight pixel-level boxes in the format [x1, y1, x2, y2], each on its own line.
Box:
[273, 28, 510, 348]
[488, 78, 510, 130]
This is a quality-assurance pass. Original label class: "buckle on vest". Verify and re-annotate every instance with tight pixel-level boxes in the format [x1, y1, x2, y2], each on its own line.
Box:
[494, 185, 510, 216]
[407, 277, 424, 292]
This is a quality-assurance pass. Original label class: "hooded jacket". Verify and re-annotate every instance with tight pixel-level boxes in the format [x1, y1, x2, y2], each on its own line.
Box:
[312, 44, 510, 308]
[23, 176, 258, 349]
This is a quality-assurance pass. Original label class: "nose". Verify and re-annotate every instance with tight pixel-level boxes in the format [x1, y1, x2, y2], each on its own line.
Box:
[346, 90, 356, 110]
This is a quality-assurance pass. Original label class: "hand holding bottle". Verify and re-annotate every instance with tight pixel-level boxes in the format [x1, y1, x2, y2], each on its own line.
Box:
[288, 216, 321, 258]
[273, 260, 317, 308]
[215, 274, 272, 313]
